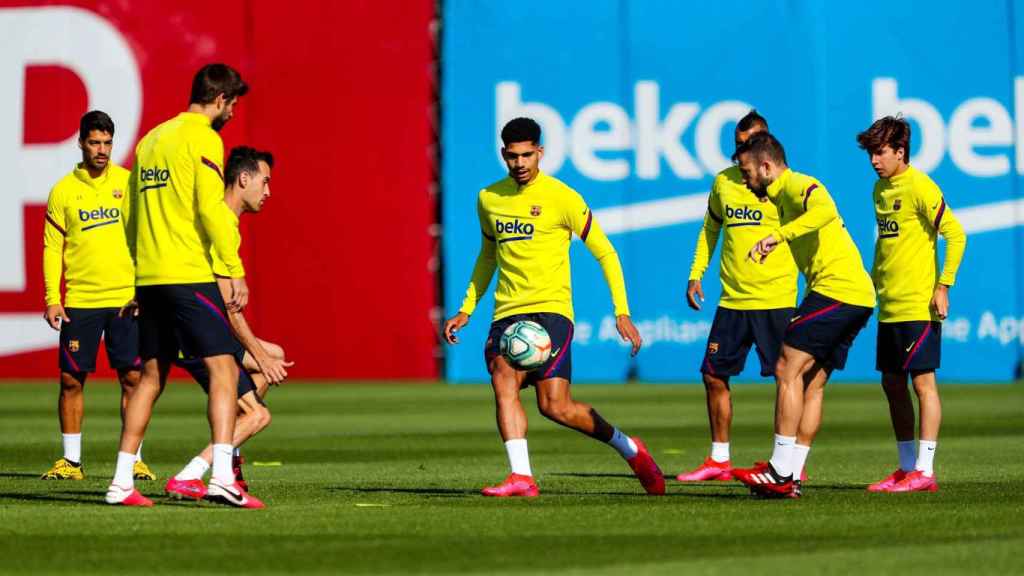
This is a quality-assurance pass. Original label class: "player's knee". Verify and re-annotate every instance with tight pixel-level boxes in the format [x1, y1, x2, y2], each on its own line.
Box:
[538, 398, 572, 424]
[702, 373, 728, 393]
[60, 372, 85, 394]
[255, 406, 272, 431]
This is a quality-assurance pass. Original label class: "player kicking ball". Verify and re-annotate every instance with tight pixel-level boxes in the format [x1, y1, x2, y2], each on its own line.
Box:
[731, 133, 876, 498]
[857, 117, 966, 493]
[163, 147, 292, 502]
[443, 117, 663, 498]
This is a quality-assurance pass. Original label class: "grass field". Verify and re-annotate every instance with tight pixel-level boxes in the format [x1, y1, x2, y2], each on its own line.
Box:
[1, 380, 1022, 575]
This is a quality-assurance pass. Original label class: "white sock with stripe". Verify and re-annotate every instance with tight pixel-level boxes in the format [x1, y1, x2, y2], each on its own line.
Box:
[607, 428, 639, 459]
[791, 444, 811, 480]
[710, 442, 730, 463]
[897, 440, 916, 472]
[916, 440, 937, 477]
[769, 434, 796, 478]
[62, 433, 81, 464]
[504, 438, 533, 476]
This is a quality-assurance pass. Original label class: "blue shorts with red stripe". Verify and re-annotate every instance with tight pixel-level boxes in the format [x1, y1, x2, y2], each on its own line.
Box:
[485, 312, 573, 385]
[784, 291, 873, 370]
[876, 321, 941, 373]
[701, 306, 794, 377]
[137, 283, 241, 362]
[58, 308, 140, 374]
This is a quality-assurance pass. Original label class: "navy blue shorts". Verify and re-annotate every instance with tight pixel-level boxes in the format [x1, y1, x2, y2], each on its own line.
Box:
[175, 350, 261, 402]
[137, 283, 240, 361]
[59, 308, 140, 373]
[876, 321, 941, 373]
[784, 291, 873, 370]
[701, 306, 794, 377]
[485, 312, 573, 385]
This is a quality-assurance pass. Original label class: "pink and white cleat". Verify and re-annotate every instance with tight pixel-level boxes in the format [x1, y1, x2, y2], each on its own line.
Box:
[676, 457, 733, 482]
[205, 478, 265, 508]
[165, 477, 208, 500]
[105, 484, 153, 507]
[867, 469, 908, 493]
[887, 470, 938, 493]
[481, 473, 539, 497]
[627, 438, 666, 495]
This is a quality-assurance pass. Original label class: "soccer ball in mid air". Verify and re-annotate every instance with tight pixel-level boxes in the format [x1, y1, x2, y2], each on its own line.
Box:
[500, 320, 552, 371]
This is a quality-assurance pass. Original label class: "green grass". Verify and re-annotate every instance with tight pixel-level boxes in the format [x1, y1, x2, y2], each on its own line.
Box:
[1, 381, 1023, 575]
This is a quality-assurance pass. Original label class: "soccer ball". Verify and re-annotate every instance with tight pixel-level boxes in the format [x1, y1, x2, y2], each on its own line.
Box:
[499, 320, 552, 371]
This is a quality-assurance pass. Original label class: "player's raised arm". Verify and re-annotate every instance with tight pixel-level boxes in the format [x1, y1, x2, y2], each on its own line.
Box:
[42, 185, 69, 330]
[687, 180, 725, 310]
[567, 192, 641, 355]
[444, 197, 497, 344]
[918, 181, 967, 319]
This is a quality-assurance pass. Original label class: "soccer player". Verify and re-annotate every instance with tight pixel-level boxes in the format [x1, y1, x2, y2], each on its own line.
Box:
[857, 117, 966, 493]
[678, 110, 799, 482]
[41, 110, 154, 482]
[105, 64, 257, 508]
[165, 146, 293, 500]
[443, 117, 663, 498]
[731, 132, 876, 498]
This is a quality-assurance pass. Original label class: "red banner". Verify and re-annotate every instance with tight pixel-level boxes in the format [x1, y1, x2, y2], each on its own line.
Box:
[0, 1, 438, 378]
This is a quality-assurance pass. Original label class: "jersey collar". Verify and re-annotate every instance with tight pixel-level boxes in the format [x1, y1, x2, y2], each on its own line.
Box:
[72, 162, 109, 188]
[178, 111, 213, 127]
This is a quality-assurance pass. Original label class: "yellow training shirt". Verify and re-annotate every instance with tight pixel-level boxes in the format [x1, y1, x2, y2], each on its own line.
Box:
[211, 209, 241, 278]
[766, 169, 876, 308]
[43, 163, 134, 308]
[690, 166, 798, 310]
[459, 172, 630, 322]
[126, 112, 244, 286]
[872, 165, 966, 322]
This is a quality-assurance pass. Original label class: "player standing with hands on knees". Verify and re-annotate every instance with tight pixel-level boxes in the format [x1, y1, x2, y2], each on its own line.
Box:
[857, 116, 966, 493]
[443, 117, 663, 497]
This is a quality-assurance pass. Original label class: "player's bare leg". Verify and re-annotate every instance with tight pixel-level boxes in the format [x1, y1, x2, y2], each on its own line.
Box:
[535, 377, 665, 495]
[885, 370, 941, 492]
[43, 371, 88, 479]
[789, 363, 830, 492]
[867, 371, 917, 492]
[105, 358, 169, 505]
[481, 356, 537, 497]
[677, 373, 734, 482]
[117, 367, 154, 480]
[196, 391, 271, 463]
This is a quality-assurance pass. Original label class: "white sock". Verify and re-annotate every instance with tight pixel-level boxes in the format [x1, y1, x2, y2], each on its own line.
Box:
[791, 444, 811, 480]
[607, 428, 638, 459]
[62, 433, 81, 464]
[916, 440, 937, 477]
[233, 447, 241, 458]
[211, 443, 235, 484]
[897, 440, 916, 472]
[769, 434, 796, 478]
[175, 457, 210, 481]
[135, 441, 144, 462]
[112, 451, 136, 488]
[710, 442, 730, 463]
[504, 438, 532, 476]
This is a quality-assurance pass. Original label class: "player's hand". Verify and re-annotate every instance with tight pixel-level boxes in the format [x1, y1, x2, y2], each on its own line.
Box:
[118, 299, 139, 318]
[228, 276, 249, 312]
[686, 279, 704, 311]
[616, 314, 642, 357]
[748, 234, 779, 264]
[931, 284, 950, 320]
[443, 312, 470, 344]
[257, 354, 293, 385]
[44, 304, 69, 331]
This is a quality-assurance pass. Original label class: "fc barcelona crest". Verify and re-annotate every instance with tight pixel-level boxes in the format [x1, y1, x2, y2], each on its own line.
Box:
[708, 342, 719, 354]
[530, 205, 542, 217]
[112, 189, 123, 199]
[69, 340, 80, 352]
[893, 199, 902, 211]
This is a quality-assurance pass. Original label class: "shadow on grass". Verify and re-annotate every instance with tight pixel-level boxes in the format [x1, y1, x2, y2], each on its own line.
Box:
[0, 472, 41, 478]
[328, 485, 750, 500]
[0, 489, 204, 508]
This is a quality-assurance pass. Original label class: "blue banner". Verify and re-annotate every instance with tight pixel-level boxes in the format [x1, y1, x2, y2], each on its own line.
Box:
[442, 0, 1024, 382]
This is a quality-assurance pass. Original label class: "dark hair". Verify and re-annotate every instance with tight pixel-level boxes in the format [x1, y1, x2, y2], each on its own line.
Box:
[79, 110, 114, 140]
[857, 116, 911, 158]
[736, 131, 787, 166]
[225, 146, 274, 186]
[501, 117, 542, 146]
[189, 63, 249, 105]
[736, 109, 768, 133]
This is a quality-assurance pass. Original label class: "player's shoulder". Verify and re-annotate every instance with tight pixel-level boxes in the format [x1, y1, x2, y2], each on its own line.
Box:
[907, 165, 941, 193]
[537, 173, 585, 207]
[50, 170, 79, 199]
[789, 169, 825, 193]
[712, 165, 745, 195]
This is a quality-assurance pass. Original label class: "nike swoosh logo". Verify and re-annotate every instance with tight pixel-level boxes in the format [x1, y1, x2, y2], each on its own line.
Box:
[906, 342, 915, 352]
[550, 347, 561, 358]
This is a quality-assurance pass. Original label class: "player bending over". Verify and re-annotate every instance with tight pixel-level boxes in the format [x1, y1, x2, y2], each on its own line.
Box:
[443, 117, 662, 498]
[731, 132, 876, 498]
[164, 147, 292, 501]
[857, 117, 966, 493]
[41, 111, 154, 482]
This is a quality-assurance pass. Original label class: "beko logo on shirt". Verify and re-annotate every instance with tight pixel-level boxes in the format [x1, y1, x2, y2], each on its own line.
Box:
[877, 217, 900, 238]
[79, 207, 120, 221]
[495, 218, 534, 242]
[724, 205, 762, 227]
[139, 167, 170, 191]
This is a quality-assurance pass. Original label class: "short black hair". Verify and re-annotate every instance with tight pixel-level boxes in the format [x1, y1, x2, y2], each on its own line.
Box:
[736, 109, 768, 133]
[225, 146, 274, 186]
[189, 63, 249, 105]
[79, 110, 114, 140]
[501, 117, 542, 146]
[736, 131, 787, 166]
